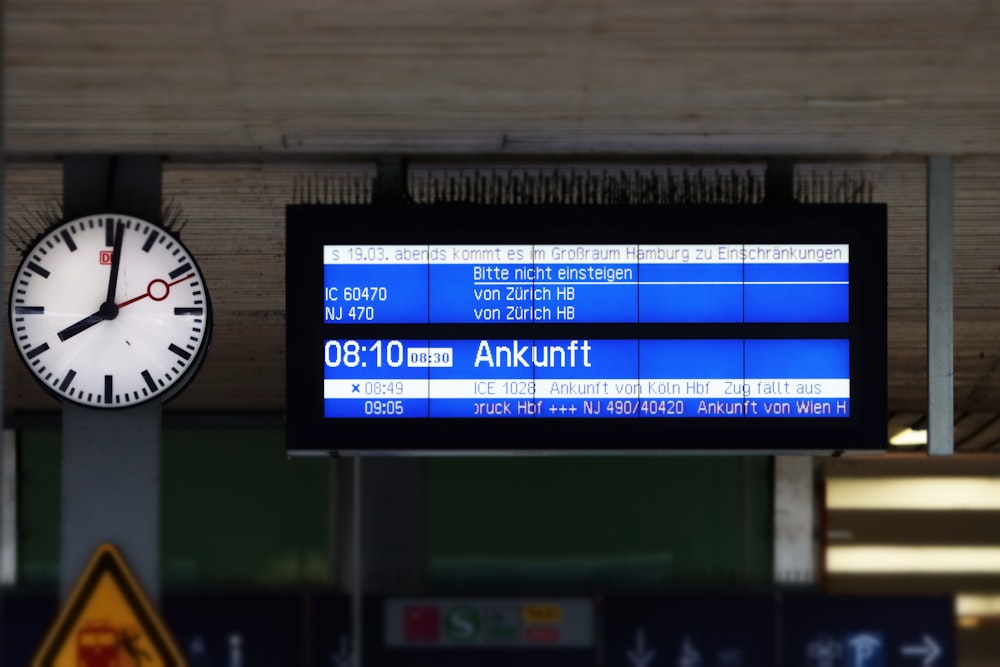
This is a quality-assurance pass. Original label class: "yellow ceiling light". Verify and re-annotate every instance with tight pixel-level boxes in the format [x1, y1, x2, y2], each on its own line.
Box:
[889, 427, 928, 446]
[957, 594, 1000, 617]
[827, 477, 1000, 510]
[828, 546, 1000, 574]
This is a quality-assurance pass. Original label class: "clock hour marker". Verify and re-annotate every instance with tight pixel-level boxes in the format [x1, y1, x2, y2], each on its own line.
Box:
[142, 229, 160, 252]
[169, 263, 193, 280]
[105, 220, 115, 246]
[141, 370, 157, 392]
[169, 343, 192, 360]
[26, 343, 50, 359]
[15, 306, 44, 315]
[26, 261, 49, 278]
[59, 370, 77, 392]
[174, 307, 203, 316]
[61, 229, 78, 251]
[104, 375, 113, 404]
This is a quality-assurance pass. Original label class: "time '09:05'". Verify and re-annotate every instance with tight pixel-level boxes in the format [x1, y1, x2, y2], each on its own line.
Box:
[364, 400, 404, 415]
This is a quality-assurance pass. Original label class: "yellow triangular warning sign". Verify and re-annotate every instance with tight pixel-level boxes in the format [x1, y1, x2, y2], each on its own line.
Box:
[32, 543, 186, 667]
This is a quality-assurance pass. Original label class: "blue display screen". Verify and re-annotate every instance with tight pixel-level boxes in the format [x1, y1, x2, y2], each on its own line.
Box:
[285, 204, 888, 453]
[323, 338, 850, 419]
[323, 244, 849, 324]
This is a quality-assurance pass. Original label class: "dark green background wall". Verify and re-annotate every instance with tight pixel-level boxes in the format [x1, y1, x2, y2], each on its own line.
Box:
[18, 428, 330, 588]
[18, 431, 772, 590]
[427, 457, 772, 590]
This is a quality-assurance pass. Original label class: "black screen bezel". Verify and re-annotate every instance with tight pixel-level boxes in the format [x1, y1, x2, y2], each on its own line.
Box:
[285, 203, 887, 454]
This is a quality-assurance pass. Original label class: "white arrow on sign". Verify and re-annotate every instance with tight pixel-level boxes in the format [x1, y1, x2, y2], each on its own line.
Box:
[626, 627, 656, 667]
[679, 635, 703, 667]
[331, 634, 353, 667]
[228, 633, 244, 667]
[188, 635, 206, 656]
[901, 634, 941, 666]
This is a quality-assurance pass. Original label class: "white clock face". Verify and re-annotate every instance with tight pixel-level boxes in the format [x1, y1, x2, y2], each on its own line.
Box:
[9, 214, 212, 408]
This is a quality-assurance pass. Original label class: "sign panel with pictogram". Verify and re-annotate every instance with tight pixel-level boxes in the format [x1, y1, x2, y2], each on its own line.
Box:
[385, 597, 592, 648]
[31, 543, 186, 667]
[373, 597, 595, 667]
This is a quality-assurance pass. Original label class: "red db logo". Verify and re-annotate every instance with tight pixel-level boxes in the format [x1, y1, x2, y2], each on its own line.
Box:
[99, 250, 113, 265]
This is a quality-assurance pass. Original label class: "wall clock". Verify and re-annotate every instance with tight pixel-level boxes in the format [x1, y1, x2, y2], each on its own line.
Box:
[8, 213, 212, 408]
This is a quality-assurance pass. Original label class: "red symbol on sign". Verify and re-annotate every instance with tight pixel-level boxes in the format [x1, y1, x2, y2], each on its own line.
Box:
[76, 619, 151, 666]
[99, 251, 113, 265]
[403, 605, 441, 643]
[525, 625, 561, 643]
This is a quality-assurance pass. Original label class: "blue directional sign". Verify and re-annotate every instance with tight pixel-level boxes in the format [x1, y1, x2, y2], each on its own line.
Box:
[287, 204, 888, 454]
[782, 595, 955, 667]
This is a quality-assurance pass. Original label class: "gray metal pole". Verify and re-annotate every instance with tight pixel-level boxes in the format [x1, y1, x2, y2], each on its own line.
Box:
[927, 155, 954, 456]
[773, 456, 815, 585]
[0, 4, 7, 584]
[0, 431, 16, 584]
[352, 456, 363, 667]
[60, 403, 162, 600]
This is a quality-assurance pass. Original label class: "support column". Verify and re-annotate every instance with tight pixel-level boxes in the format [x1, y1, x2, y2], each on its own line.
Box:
[334, 457, 368, 667]
[359, 458, 427, 594]
[773, 456, 816, 585]
[63, 155, 163, 224]
[337, 457, 427, 593]
[60, 155, 164, 601]
[0, 431, 16, 585]
[372, 157, 409, 205]
[0, 47, 6, 587]
[927, 156, 954, 456]
[764, 157, 796, 204]
[61, 404, 161, 599]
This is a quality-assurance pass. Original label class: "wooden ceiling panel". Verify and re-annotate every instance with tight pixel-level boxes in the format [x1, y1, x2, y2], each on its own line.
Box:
[5, 0, 1000, 155]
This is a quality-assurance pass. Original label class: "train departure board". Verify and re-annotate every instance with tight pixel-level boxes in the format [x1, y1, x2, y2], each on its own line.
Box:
[286, 204, 887, 455]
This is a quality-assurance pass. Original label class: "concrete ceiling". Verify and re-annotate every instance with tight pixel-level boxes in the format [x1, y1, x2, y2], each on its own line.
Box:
[4, 0, 1000, 451]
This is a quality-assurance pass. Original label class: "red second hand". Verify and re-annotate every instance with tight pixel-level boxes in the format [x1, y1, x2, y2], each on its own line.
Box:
[117, 273, 195, 309]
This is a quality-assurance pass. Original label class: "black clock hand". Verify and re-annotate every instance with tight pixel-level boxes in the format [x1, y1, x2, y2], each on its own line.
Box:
[58, 301, 119, 341]
[57, 309, 107, 341]
[59, 222, 126, 341]
[105, 221, 125, 304]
